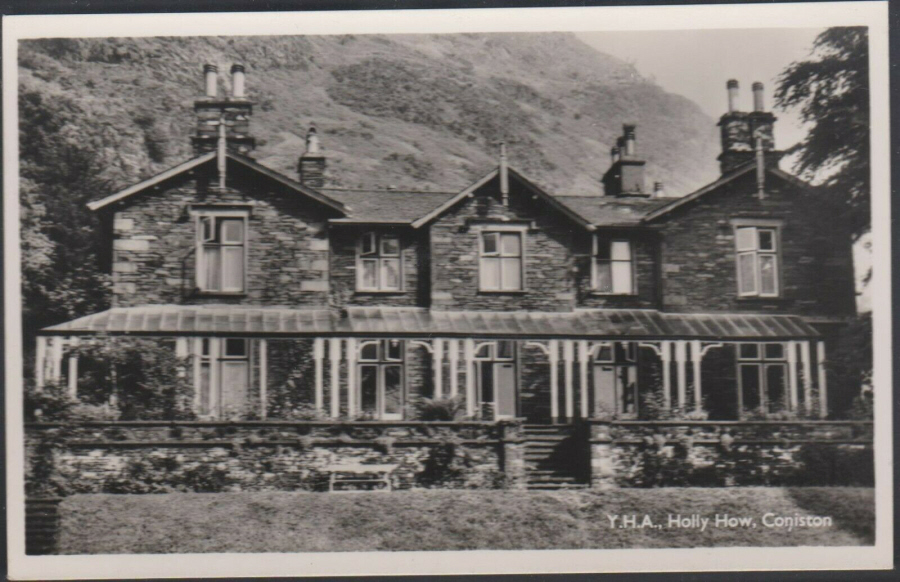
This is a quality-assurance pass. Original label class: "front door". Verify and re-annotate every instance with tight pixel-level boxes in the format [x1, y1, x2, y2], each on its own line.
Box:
[475, 341, 517, 419]
[199, 338, 250, 419]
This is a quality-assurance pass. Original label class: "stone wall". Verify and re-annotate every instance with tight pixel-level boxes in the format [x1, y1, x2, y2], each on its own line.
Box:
[26, 421, 526, 493]
[652, 171, 857, 316]
[588, 420, 874, 488]
[107, 163, 336, 307]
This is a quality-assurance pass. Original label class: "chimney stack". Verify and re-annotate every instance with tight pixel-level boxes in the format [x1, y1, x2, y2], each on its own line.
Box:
[752, 81, 765, 112]
[717, 78, 779, 174]
[231, 64, 246, 99]
[727, 79, 739, 113]
[298, 125, 327, 188]
[601, 124, 647, 197]
[204, 64, 218, 98]
[193, 64, 255, 156]
[499, 142, 509, 206]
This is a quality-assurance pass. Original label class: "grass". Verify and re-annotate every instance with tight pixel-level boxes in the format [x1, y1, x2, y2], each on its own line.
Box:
[56, 487, 874, 554]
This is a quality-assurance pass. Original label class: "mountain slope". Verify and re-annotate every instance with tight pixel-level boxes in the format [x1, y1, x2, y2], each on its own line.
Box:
[19, 33, 719, 197]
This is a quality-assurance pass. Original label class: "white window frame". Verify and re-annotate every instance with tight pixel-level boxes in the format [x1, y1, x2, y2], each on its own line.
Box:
[736, 342, 788, 415]
[356, 339, 405, 419]
[356, 233, 403, 292]
[477, 226, 526, 292]
[592, 236, 636, 295]
[732, 220, 782, 298]
[197, 337, 250, 418]
[193, 209, 249, 294]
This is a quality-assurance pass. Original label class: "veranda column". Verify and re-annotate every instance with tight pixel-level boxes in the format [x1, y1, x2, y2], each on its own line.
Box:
[50, 336, 64, 384]
[192, 338, 203, 411]
[259, 339, 268, 419]
[209, 338, 220, 416]
[464, 339, 476, 417]
[433, 338, 444, 399]
[35, 336, 47, 390]
[448, 339, 460, 398]
[817, 341, 828, 418]
[787, 340, 799, 411]
[690, 340, 702, 413]
[674, 340, 687, 410]
[578, 340, 589, 418]
[549, 339, 559, 422]
[313, 338, 325, 413]
[67, 337, 80, 398]
[346, 338, 357, 418]
[660, 340, 672, 410]
[329, 338, 342, 418]
[800, 341, 812, 414]
[563, 340, 575, 421]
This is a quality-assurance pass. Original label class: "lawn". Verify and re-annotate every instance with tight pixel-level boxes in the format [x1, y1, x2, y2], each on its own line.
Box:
[56, 487, 874, 554]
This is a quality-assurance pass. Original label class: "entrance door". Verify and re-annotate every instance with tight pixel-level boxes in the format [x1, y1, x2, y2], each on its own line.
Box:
[357, 340, 405, 420]
[199, 338, 250, 418]
[593, 365, 617, 418]
[494, 362, 517, 418]
[475, 341, 517, 419]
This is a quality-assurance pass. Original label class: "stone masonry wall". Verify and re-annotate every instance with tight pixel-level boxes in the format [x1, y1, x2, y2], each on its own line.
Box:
[653, 171, 857, 316]
[108, 163, 334, 307]
[26, 421, 526, 492]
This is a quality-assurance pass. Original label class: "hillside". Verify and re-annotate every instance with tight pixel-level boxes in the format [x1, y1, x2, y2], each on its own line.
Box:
[18, 33, 719, 196]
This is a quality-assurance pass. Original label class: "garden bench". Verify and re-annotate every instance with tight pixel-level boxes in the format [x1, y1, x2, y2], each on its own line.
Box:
[325, 463, 399, 492]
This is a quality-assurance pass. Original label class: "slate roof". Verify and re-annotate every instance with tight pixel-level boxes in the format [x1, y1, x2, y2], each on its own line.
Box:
[42, 305, 819, 339]
[321, 189, 458, 223]
[555, 195, 672, 226]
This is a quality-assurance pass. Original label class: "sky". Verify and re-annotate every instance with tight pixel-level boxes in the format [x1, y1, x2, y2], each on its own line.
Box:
[576, 28, 824, 157]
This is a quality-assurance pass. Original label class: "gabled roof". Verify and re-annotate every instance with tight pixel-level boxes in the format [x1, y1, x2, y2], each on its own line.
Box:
[641, 162, 813, 223]
[323, 189, 458, 224]
[87, 151, 347, 214]
[410, 166, 594, 231]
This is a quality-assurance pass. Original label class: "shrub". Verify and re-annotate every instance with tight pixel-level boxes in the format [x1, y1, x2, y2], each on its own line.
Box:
[24, 381, 74, 421]
[413, 395, 465, 421]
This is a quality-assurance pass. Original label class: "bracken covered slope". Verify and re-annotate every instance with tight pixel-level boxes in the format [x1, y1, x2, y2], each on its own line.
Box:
[19, 33, 719, 196]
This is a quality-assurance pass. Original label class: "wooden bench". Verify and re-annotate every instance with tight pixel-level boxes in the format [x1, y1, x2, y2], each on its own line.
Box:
[325, 463, 399, 492]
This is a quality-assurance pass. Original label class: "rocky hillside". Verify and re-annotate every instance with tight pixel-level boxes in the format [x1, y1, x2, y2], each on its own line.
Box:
[19, 33, 719, 196]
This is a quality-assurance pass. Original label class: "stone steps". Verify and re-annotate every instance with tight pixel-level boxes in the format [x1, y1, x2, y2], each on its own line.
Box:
[521, 424, 587, 490]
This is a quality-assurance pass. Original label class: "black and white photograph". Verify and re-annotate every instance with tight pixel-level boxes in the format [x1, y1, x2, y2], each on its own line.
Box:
[4, 2, 892, 578]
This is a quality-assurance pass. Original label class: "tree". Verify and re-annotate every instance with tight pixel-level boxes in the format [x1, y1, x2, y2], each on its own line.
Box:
[774, 27, 870, 241]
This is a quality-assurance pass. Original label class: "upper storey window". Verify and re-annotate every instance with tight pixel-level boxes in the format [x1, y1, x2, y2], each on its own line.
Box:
[479, 230, 524, 291]
[358, 233, 401, 291]
[593, 238, 634, 295]
[196, 211, 247, 293]
[735, 225, 780, 297]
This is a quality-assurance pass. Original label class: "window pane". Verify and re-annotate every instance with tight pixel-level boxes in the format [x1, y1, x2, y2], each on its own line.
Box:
[201, 216, 215, 242]
[204, 247, 221, 291]
[360, 342, 379, 361]
[740, 364, 762, 412]
[202, 338, 211, 357]
[222, 247, 244, 291]
[497, 340, 514, 360]
[381, 258, 401, 290]
[736, 227, 757, 251]
[380, 236, 400, 256]
[759, 254, 777, 295]
[594, 261, 612, 293]
[475, 343, 492, 359]
[361, 233, 376, 255]
[480, 257, 500, 290]
[611, 240, 631, 261]
[359, 365, 378, 413]
[739, 344, 759, 360]
[738, 253, 757, 294]
[383, 365, 403, 415]
[758, 229, 775, 251]
[594, 239, 610, 261]
[221, 219, 243, 244]
[611, 260, 633, 294]
[764, 343, 785, 360]
[482, 232, 498, 255]
[766, 364, 787, 413]
[385, 340, 403, 361]
[361, 259, 378, 289]
[595, 344, 613, 362]
[501, 257, 522, 290]
[500, 233, 521, 256]
[225, 338, 247, 357]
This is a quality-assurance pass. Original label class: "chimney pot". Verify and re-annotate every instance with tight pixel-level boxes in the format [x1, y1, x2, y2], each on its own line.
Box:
[623, 124, 636, 156]
[727, 79, 739, 113]
[752, 81, 765, 112]
[654, 181, 664, 196]
[203, 64, 218, 98]
[230, 64, 246, 99]
[305, 125, 321, 155]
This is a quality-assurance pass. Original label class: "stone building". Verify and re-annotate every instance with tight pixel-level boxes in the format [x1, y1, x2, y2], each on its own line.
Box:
[35, 65, 856, 425]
